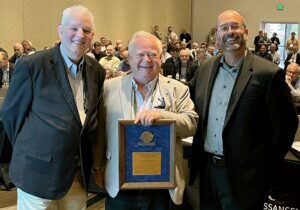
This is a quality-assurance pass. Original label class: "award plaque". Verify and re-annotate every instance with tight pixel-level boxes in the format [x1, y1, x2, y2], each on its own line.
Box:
[119, 119, 176, 189]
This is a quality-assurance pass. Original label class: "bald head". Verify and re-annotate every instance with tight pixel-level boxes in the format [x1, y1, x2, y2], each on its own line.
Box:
[216, 10, 248, 54]
[217, 10, 246, 28]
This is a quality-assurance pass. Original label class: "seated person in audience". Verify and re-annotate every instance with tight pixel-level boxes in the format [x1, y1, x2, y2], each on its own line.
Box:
[118, 50, 130, 72]
[9, 43, 24, 64]
[166, 26, 178, 52]
[161, 44, 171, 64]
[199, 42, 212, 58]
[99, 44, 121, 79]
[207, 46, 215, 56]
[180, 42, 194, 60]
[285, 62, 300, 102]
[101, 31, 198, 210]
[254, 30, 263, 52]
[180, 29, 192, 49]
[0, 51, 14, 88]
[271, 32, 280, 51]
[115, 43, 126, 60]
[256, 44, 273, 62]
[286, 32, 299, 54]
[258, 32, 271, 49]
[92, 41, 106, 61]
[162, 48, 180, 77]
[22, 40, 35, 55]
[191, 42, 199, 59]
[172, 49, 198, 85]
[152, 25, 162, 40]
[99, 36, 108, 52]
[269, 43, 280, 65]
[193, 49, 208, 67]
[284, 45, 300, 70]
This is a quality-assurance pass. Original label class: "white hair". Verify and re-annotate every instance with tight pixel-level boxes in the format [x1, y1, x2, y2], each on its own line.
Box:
[61, 5, 95, 31]
[128, 31, 163, 56]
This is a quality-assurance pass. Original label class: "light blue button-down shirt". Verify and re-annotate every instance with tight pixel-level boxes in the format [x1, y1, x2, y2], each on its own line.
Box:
[204, 56, 243, 155]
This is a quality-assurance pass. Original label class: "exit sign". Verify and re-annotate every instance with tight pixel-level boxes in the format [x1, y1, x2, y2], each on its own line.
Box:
[277, 4, 284, 11]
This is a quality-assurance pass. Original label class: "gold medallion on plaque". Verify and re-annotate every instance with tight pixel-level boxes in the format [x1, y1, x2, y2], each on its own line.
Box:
[140, 131, 154, 144]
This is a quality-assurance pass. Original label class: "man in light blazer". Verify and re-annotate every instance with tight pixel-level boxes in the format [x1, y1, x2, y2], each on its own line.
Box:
[1, 5, 106, 210]
[189, 10, 298, 210]
[100, 31, 198, 210]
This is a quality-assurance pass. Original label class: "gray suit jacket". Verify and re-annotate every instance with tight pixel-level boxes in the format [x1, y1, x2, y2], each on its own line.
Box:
[190, 51, 298, 208]
[101, 72, 198, 204]
[2, 45, 106, 199]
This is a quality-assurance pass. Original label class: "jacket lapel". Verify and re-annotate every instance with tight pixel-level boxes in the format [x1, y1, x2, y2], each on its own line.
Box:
[50, 46, 81, 127]
[203, 56, 222, 122]
[223, 52, 253, 129]
[120, 74, 132, 119]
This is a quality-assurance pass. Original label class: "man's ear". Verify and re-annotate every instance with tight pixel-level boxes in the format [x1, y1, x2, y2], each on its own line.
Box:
[57, 25, 63, 39]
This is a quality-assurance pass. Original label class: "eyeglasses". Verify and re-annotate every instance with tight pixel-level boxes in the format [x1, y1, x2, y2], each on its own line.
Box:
[218, 23, 245, 33]
[286, 70, 299, 75]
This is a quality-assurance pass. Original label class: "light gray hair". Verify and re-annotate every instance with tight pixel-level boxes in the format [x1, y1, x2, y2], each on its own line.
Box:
[128, 31, 163, 56]
[61, 5, 95, 31]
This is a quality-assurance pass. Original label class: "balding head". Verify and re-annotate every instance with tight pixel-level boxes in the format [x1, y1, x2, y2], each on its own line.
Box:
[286, 63, 300, 82]
[217, 10, 246, 28]
[216, 10, 248, 53]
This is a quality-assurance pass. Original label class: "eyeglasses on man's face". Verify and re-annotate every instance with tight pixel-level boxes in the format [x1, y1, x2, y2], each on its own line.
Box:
[218, 23, 246, 33]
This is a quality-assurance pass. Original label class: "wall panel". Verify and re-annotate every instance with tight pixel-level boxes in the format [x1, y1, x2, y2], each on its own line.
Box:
[0, 0, 23, 54]
[0, 0, 191, 56]
[23, 0, 50, 50]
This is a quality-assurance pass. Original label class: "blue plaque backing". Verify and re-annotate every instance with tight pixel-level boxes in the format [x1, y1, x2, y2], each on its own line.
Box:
[124, 124, 170, 183]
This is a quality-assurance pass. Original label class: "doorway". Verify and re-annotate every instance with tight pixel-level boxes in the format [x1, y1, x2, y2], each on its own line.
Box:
[262, 22, 298, 63]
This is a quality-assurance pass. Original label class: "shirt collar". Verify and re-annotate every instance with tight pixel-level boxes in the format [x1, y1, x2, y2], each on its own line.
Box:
[60, 44, 84, 74]
[132, 76, 159, 92]
[219, 50, 247, 71]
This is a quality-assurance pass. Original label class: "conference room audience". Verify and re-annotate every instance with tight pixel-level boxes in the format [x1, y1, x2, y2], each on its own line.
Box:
[99, 44, 121, 79]
[21, 40, 35, 55]
[0, 51, 14, 88]
[285, 62, 300, 102]
[193, 49, 208, 67]
[161, 44, 171, 64]
[269, 43, 281, 65]
[256, 44, 273, 62]
[91, 41, 106, 61]
[117, 50, 130, 72]
[206, 27, 217, 47]
[173, 49, 198, 84]
[162, 48, 180, 77]
[166, 26, 178, 52]
[284, 45, 300, 70]
[271, 32, 280, 51]
[286, 32, 299, 54]
[9, 43, 24, 64]
[258, 32, 271, 49]
[180, 29, 192, 49]
[152, 25, 162, 40]
[254, 30, 263, 52]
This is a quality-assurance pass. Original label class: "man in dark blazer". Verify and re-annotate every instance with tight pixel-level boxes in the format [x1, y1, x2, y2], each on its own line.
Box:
[284, 45, 300, 70]
[172, 48, 198, 84]
[0, 51, 15, 87]
[190, 10, 298, 210]
[1, 5, 106, 210]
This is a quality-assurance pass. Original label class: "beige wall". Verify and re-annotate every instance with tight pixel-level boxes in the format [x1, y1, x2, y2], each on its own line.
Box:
[0, 0, 191, 56]
[192, 0, 300, 48]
